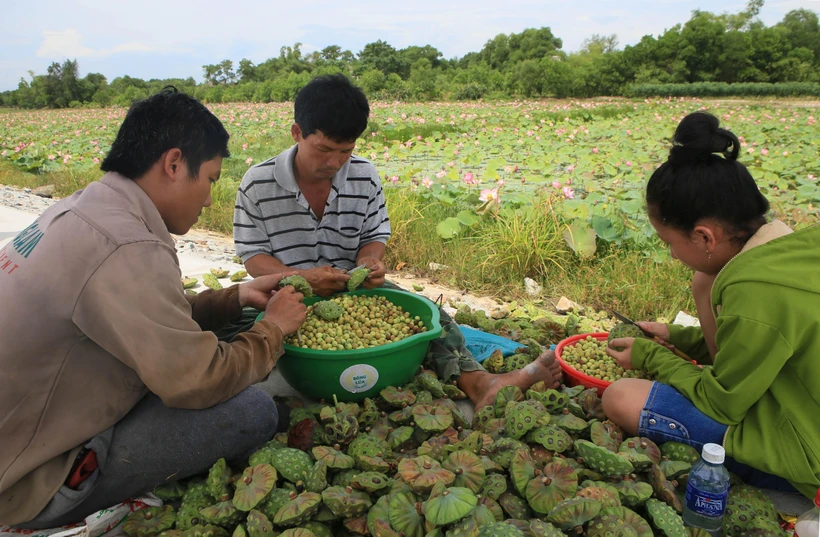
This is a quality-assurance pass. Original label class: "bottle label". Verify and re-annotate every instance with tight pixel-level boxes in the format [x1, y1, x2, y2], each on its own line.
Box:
[685, 485, 728, 518]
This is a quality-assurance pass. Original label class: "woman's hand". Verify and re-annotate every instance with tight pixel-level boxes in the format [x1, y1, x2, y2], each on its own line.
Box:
[606, 337, 636, 370]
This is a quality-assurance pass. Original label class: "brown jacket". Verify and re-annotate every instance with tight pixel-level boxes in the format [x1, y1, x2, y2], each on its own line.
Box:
[0, 173, 284, 525]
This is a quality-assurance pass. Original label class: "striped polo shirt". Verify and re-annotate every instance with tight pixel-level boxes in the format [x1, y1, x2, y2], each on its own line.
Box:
[233, 145, 391, 270]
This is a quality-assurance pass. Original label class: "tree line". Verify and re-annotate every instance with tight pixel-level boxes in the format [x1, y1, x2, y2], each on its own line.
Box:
[2, 2, 819, 108]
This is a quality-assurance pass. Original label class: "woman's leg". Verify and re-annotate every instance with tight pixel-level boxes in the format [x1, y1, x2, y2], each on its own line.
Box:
[604, 380, 798, 493]
[601, 378, 654, 436]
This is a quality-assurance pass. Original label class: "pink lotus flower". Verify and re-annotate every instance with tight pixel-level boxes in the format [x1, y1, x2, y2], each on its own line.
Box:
[479, 188, 498, 202]
[592, 147, 599, 154]
[48, 155, 55, 160]
[0, 150, 5, 157]
[567, 165, 575, 173]
[435, 171, 446, 179]
[809, 174, 816, 181]
[625, 161, 632, 167]
[761, 148, 768, 156]
[390, 175, 400, 184]
[552, 181, 562, 189]
[93, 157, 100, 164]
[422, 177, 433, 189]
[245, 157, 253, 165]
[242, 144, 248, 151]
[562, 186, 575, 199]
[463, 172, 478, 185]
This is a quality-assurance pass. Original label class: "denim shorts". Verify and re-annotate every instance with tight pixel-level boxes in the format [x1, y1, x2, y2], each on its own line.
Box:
[639, 382, 797, 493]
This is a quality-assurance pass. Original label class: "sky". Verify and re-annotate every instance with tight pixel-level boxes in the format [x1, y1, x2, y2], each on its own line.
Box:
[1, 0, 817, 91]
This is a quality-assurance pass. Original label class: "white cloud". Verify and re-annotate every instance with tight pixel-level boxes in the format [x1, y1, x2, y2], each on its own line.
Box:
[36, 29, 95, 58]
[35, 29, 187, 59]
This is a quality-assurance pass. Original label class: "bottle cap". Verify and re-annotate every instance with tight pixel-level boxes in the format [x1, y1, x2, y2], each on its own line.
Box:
[702, 443, 725, 464]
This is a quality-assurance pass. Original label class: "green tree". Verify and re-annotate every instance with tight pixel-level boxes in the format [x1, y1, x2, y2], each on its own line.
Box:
[778, 9, 820, 64]
[358, 40, 410, 78]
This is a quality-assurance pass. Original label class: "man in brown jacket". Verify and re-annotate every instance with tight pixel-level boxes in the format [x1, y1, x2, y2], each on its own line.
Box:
[0, 89, 306, 527]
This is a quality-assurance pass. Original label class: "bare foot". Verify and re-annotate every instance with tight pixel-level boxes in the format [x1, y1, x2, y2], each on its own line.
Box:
[458, 351, 563, 410]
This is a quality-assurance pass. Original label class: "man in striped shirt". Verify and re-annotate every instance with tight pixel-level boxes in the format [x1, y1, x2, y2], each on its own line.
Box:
[234, 74, 562, 408]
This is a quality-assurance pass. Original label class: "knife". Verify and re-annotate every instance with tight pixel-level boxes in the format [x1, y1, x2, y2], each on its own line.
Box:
[609, 309, 694, 362]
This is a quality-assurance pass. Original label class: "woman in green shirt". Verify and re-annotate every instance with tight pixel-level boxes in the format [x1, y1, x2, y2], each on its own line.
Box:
[603, 111, 820, 497]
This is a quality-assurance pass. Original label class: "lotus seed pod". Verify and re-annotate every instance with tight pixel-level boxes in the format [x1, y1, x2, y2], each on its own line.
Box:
[202, 273, 222, 290]
[607, 323, 646, 351]
[232, 464, 278, 511]
[645, 498, 687, 537]
[347, 267, 371, 291]
[313, 300, 343, 321]
[229, 270, 248, 282]
[659, 441, 700, 464]
[279, 275, 313, 297]
[484, 349, 505, 373]
[546, 497, 602, 532]
[123, 506, 176, 537]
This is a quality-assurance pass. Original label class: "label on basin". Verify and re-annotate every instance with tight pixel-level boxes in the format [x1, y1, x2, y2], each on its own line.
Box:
[340, 364, 379, 393]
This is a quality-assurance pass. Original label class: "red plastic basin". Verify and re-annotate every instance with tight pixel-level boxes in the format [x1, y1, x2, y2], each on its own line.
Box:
[554, 332, 612, 397]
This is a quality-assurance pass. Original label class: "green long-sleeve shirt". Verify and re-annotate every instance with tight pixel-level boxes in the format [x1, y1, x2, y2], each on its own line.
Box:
[632, 221, 820, 498]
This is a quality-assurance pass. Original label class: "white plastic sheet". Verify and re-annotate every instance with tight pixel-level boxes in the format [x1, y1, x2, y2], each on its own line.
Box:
[0, 496, 161, 537]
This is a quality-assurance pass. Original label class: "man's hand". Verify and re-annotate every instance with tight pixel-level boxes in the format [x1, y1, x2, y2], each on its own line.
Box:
[357, 256, 386, 289]
[263, 286, 306, 336]
[606, 337, 636, 370]
[301, 266, 350, 297]
[238, 274, 288, 310]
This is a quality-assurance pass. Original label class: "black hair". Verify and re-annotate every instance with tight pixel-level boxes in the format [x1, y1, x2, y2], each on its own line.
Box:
[294, 74, 370, 142]
[101, 87, 230, 180]
[646, 112, 769, 243]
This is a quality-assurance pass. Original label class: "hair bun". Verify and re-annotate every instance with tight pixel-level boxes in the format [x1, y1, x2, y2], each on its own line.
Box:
[667, 112, 740, 166]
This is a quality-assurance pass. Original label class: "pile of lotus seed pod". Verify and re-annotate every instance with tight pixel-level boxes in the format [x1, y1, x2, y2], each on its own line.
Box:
[123, 345, 787, 537]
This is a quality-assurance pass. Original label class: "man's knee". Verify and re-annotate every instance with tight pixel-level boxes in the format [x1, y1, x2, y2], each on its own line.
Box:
[227, 387, 279, 443]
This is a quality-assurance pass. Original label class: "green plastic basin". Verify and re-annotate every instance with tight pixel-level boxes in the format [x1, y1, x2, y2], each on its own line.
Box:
[256, 288, 442, 402]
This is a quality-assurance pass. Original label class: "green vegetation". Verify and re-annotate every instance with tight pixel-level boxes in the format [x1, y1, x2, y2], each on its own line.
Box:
[2, 3, 819, 107]
[2, 97, 818, 321]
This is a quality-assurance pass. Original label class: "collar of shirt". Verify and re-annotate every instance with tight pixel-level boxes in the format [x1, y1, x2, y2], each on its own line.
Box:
[99, 172, 175, 250]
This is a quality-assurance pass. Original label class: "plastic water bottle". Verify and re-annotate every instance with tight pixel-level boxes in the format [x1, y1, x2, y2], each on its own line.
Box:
[682, 443, 731, 535]
[794, 488, 820, 537]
